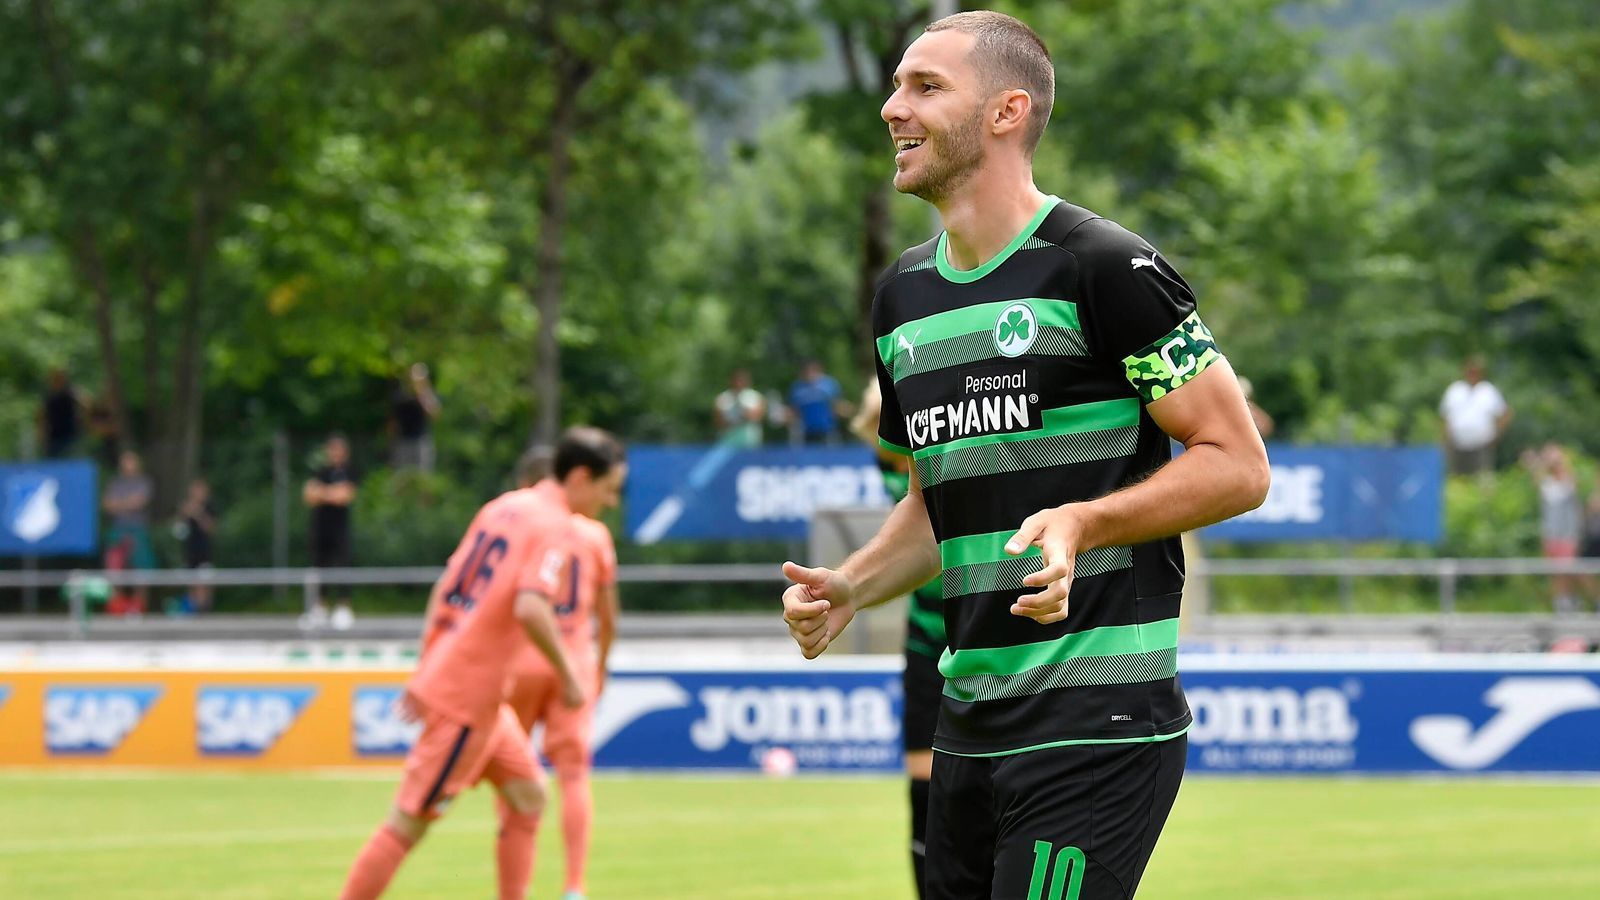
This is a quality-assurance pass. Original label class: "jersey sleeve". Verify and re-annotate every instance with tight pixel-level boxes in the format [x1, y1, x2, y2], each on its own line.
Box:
[871, 283, 913, 456]
[1079, 226, 1221, 404]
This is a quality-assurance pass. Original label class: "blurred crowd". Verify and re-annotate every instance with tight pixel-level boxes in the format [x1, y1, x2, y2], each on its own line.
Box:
[30, 364, 443, 624]
[712, 361, 855, 448]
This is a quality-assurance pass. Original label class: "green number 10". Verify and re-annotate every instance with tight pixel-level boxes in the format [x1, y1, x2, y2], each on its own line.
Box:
[1026, 840, 1086, 900]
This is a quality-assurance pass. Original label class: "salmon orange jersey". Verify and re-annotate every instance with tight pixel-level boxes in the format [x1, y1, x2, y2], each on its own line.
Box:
[553, 515, 617, 660]
[409, 481, 572, 727]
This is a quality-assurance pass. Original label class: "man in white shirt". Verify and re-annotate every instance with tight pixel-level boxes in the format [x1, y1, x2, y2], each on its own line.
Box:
[1439, 357, 1511, 475]
[713, 368, 766, 448]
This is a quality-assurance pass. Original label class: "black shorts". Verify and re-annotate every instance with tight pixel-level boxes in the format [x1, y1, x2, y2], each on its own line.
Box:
[903, 648, 943, 753]
[926, 734, 1187, 900]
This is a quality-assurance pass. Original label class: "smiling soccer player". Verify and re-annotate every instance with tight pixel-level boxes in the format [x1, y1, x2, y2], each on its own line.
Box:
[780, 11, 1269, 899]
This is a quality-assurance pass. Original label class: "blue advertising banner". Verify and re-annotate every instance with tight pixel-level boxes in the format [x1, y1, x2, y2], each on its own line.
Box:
[0, 460, 99, 557]
[1201, 446, 1443, 543]
[623, 444, 1441, 544]
[624, 445, 889, 543]
[592, 667, 903, 771]
[585, 658, 1600, 774]
[1181, 660, 1600, 774]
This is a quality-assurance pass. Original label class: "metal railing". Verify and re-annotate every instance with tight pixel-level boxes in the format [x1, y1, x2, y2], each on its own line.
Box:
[0, 563, 788, 622]
[5, 557, 1600, 617]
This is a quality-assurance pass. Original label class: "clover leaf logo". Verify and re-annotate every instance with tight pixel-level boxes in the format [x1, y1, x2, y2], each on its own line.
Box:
[994, 302, 1037, 357]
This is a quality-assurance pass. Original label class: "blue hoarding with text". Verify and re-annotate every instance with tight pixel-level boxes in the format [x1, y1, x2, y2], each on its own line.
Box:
[622, 444, 1442, 544]
[586, 659, 1600, 774]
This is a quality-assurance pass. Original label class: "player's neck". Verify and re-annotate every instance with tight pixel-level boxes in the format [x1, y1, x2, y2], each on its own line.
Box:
[935, 171, 1049, 273]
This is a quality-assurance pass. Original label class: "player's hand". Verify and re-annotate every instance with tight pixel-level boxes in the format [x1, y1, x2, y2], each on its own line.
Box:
[560, 677, 585, 709]
[781, 561, 856, 659]
[1004, 505, 1086, 625]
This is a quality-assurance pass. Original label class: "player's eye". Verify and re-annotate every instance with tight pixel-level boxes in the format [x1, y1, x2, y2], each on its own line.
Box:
[921, 83, 939, 93]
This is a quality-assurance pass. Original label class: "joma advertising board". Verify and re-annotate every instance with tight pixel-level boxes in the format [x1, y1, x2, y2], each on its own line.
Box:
[2, 659, 1596, 773]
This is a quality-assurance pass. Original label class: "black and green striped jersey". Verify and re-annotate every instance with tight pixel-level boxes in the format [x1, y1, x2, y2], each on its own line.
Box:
[871, 196, 1220, 756]
[881, 462, 947, 659]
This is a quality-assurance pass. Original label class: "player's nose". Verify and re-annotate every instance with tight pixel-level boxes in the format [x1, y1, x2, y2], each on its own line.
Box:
[881, 87, 911, 125]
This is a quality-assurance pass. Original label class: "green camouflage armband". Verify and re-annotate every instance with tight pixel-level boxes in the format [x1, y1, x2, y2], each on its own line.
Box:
[1122, 311, 1221, 403]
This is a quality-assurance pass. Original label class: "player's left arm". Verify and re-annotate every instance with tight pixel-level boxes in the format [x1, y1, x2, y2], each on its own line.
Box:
[1008, 362, 1269, 623]
[516, 542, 585, 708]
[594, 528, 620, 695]
[595, 583, 619, 695]
[1005, 237, 1269, 624]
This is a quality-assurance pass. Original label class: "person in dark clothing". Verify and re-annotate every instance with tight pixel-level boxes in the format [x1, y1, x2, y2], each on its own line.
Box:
[303, 434, 358, 630]
[175, 477, 217, 613]
[390, 363, 441, 471]
[38, 368, 84, 458]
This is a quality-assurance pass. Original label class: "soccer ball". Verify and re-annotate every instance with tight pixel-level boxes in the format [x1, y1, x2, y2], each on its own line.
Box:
[760, 746, 798, 778]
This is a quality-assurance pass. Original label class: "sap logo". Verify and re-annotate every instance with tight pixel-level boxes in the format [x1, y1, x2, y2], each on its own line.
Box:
[904, 395, 1032, 449]
[735, 466, 889, 523]
[690, 686, 899, 752]
[197, 687, 316, 755]
[591, 678, 693, 751]
[45, 686, 162, 755]
[1411, 677, 1600, 770]
[1236, 465, 1323, 524]
[352, 687, 422, 755]
[1188, 685, 1358, 745]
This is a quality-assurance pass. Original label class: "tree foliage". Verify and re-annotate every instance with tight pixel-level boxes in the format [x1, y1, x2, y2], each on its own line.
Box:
[4, 0, 1600, 571]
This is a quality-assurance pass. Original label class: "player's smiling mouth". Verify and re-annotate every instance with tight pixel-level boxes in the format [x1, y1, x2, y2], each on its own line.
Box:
[894, 136, 926, 160]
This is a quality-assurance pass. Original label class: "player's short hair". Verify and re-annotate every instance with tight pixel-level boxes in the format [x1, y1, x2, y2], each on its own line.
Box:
[926, 10, 1054, 158]
[553, 426, 625, 481]
[515, 445, 554, 487]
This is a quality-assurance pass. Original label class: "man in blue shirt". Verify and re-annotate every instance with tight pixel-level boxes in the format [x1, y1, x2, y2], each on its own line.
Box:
[788, 360, 844, 445]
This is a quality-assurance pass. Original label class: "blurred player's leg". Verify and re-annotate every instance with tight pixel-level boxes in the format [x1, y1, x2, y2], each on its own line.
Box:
[481, 705, 548, 900]
[343, 710, 492, 899]
[341, 820, 414, 900]
[544, 667, 599, 899]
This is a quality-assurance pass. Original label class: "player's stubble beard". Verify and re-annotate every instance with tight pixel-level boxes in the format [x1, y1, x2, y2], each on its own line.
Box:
[898, 101, 986, 205]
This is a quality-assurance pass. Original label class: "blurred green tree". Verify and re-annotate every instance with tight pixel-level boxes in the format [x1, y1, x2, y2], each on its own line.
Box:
[0, 0, 318, 510]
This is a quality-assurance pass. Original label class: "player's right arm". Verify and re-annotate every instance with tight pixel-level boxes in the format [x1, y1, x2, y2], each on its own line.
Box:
[784, 464, 934, 656]
[782, 466, 940, 659]
[515, 588, 584, 708]
[784, 285, 941, 658]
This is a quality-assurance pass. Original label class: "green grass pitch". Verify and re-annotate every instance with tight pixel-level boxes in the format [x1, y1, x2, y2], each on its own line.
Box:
[1, 771, 1596, 898]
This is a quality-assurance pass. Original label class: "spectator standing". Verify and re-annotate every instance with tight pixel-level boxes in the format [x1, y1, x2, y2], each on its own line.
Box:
[787, 360, 845, 445]
[175, 478, 217, 613]
[102, 449, 155, 613]
[303, 434, 358, 630]
[1523, 444, 1593, 613]
[38, 368, 85, 458]
[713, 368, 766, 448]
[390, 363, 441, 471]
[1440, 357, 1511, 475]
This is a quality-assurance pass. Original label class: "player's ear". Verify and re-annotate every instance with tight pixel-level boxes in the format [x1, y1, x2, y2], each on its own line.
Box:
[991, 89, 1032, 138]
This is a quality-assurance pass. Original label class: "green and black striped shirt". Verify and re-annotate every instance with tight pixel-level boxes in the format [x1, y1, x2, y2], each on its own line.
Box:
[872, 196, 1219, 756]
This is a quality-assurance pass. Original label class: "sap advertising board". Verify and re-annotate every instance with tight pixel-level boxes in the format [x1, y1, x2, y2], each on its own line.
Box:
[7, 661, 1600, 773]
[0, 460, 97, 556]
[623, 445, 1442, 543]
